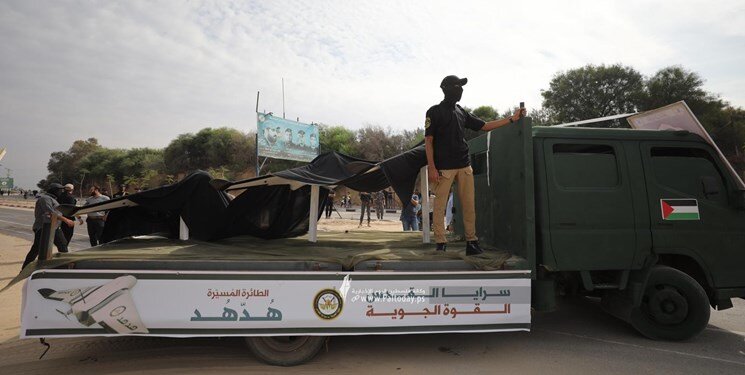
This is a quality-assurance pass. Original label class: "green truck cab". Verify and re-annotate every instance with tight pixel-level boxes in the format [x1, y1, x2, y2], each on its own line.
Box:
[465, 108, 745, 341]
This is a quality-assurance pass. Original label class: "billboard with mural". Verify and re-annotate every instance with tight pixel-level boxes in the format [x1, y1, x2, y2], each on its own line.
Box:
[257, 112, 319, 162]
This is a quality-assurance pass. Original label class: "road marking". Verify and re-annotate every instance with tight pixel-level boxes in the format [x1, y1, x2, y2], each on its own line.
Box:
[0, 218, 90, 238]
[0, 228, 34, 237]
[539, 328, 745, 367]
[0, 218, 30, 226]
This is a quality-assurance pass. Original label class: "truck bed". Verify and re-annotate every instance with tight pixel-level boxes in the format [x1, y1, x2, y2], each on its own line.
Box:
[40, 231, 527, 272]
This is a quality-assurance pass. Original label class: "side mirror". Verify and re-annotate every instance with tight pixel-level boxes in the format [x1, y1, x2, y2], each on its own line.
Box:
[701, 176, 720, 199]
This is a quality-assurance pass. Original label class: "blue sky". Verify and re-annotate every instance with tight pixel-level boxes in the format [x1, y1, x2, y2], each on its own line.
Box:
[1, 0, 744, 188]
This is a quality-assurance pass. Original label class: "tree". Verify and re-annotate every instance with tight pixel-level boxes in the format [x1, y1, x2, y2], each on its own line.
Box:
[356, 125, 390, 160]
[319, 125, 358, 156]
[541, 64, 646, 123]
[163, 127, 255, 179]
[642, 66, 712, 115]
[472, 106, 498, 122]
[529, 107, 556, 126]
[40, 138, 101, 189]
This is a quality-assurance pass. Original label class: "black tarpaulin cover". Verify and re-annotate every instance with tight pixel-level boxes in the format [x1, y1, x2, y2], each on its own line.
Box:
[71, 145, 427, 242]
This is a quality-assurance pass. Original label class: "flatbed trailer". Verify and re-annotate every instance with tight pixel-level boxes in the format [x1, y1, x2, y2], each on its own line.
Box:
[20, 232, 532, 366]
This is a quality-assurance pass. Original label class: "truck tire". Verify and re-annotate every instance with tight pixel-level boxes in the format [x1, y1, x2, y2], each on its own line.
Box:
[630, 266, 710, 341]
[245, 336, 326, 366]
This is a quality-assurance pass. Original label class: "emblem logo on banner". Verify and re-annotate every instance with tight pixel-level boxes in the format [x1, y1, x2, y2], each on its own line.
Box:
[314, 289, 343, 320]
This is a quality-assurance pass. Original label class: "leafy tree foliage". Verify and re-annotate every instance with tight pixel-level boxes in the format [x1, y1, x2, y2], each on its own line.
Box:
[318, 125, 357, 155]
[163, 127, 256, 179]
[642, 66, 712, 114]
[40, 138, 101, 189]
[541, 64, 646, 123]
[472, 106, 498, 122]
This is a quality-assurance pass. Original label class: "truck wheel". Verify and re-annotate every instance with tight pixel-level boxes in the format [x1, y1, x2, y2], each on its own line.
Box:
[245, 336, 326, 366]
[630, 266, 710, 341]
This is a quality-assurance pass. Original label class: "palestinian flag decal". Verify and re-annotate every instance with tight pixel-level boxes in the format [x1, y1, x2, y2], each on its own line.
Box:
[660, 199, 700, 221]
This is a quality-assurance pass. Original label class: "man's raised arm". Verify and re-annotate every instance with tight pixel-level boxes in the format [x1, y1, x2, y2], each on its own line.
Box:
[481, 107, 527, 132]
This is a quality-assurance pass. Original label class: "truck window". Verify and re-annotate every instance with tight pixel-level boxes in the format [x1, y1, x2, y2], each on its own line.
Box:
[650, 147, 726, 203]
[552, 144, 618, 188]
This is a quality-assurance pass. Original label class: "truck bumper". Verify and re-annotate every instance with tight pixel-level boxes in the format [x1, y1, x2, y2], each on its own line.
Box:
[713, 288, 745, 310]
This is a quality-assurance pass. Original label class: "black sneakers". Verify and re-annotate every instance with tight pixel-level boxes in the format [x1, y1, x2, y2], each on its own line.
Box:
[436, 243, 447, 251]
[466, 241, 484, 256]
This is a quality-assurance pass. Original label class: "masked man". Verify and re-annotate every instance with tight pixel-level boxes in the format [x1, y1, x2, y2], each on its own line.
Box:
[21, 183, 75, 269]
[424, 75, 525, 255]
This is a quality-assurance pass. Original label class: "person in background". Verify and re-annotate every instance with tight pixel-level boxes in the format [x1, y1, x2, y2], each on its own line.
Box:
[358, 191, 372, 227]
[58, 183, 78, 245]
[21, 183, 75, 269]
[79, 185, 110, 246]
[113, 184, 128, 198]
[374, 190, 385, 220]
[325, 189, 336, 219]
[401, 195, 420, 231]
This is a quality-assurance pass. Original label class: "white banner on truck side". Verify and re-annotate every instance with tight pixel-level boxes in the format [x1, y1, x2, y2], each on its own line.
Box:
[21, 270, 531, 338]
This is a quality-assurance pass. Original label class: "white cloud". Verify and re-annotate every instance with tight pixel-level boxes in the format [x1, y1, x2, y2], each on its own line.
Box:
[0, 0, 743, 187]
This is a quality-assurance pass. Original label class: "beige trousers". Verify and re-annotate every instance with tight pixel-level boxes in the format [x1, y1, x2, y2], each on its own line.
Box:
[432, 165, 477, 243]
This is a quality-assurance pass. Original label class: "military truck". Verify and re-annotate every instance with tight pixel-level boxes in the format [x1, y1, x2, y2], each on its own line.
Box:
[465, 101, 745, 341]
[18, 102, 743, 366]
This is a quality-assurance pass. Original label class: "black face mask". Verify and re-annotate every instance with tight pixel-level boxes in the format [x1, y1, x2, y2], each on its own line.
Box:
[442, 85, 463, 104]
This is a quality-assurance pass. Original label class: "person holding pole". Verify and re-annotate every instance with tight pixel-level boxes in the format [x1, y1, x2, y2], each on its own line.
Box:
[424, 75, 525, 255]
[21, 183, 75, 269]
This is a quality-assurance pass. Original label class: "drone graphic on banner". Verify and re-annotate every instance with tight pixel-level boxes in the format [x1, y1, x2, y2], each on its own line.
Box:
[257, 112, 319, 163]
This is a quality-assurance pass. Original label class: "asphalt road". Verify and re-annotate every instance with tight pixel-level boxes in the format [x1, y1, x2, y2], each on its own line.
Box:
[0, 206, 91, 251]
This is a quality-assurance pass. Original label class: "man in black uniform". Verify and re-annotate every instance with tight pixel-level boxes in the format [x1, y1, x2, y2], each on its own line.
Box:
[425, 75, 525, 255]
[58, 183, 78, 245]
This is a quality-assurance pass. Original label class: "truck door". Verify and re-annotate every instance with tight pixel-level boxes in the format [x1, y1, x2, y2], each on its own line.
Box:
[543, 140, 637, 270]
[641, 142, 745, 288]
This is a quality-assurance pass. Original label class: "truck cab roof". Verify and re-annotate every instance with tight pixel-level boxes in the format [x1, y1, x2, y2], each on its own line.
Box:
[532, 126, 708, 144]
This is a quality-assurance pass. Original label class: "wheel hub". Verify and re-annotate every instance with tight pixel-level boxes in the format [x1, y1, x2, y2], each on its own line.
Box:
[647, 286, 688, 325]
[260, 336, 309, 352]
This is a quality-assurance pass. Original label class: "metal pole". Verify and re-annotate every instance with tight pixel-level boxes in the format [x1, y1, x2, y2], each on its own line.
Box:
[420, 166, 430, 243]
[255, 91, 260, 177]
[309, 185, 319, 242]
[255, 133, 260, 177]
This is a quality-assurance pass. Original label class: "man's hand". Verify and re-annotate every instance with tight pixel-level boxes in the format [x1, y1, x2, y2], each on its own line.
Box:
[428, 165, 440, 184]
[63, 217, 75, 227]
[510, 107, 527, 123]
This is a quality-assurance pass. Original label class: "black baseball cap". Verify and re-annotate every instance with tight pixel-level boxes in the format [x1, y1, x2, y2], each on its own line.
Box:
[440, 75, 468, 88]
[47, 183, 64, 192]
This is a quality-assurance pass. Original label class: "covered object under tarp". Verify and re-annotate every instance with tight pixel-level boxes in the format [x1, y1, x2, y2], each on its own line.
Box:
[61, 146, 427, 243]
